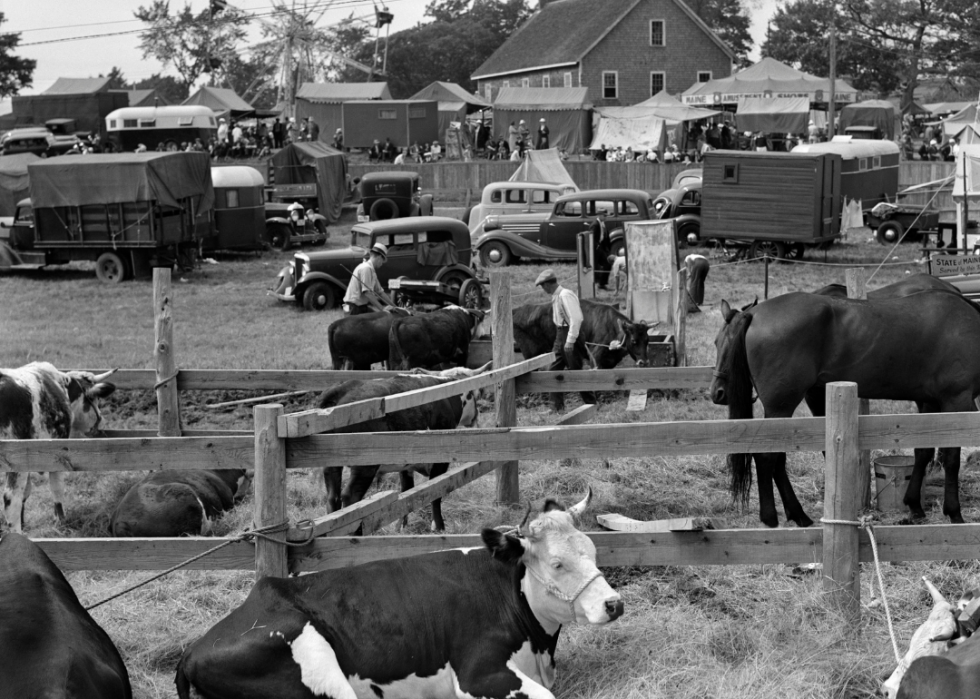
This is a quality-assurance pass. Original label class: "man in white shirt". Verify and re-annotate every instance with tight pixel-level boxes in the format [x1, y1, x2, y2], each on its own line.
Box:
[216, 118, 228, 144]
[535, 268, 596, 408]
[607, 254, 627, 294]
[684, 253, 710, 313]
[343, 243, 394, 315]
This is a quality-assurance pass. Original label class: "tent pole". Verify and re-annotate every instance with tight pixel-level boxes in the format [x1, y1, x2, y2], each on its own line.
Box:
[828, 3, 837, 138]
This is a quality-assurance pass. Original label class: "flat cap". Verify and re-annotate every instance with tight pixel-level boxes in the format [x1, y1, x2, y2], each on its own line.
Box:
[534, 268, 557, 286]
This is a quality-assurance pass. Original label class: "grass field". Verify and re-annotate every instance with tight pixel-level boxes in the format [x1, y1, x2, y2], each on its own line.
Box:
[2, 224, 979, 699]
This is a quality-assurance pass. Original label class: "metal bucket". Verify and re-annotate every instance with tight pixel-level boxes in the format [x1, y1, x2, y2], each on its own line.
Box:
[874, 455, 915, 511]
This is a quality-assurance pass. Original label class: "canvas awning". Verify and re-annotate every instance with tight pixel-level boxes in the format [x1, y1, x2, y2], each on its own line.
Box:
[493, 87, 591, 111]
[953, 144, 980, 202]
[0, 152, 38, 216]
[268, 141, 348, 224]
[925, 101, 972, 115]
[589, 115, 668, 152]
[296, 82, 392, 103]
[941, 104, 978, 138]
[682, 57, 856, 106]
[735, 96, 810, 134]
[28, 152, 214, 212]
[410, 81, 490, 112]
[838, 99, 898, 140]
[509, 148, 576, 186]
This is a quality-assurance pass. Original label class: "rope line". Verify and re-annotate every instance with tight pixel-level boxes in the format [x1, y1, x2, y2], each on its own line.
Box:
[820, 515, 903, 667]
[84, 520, 314, 611]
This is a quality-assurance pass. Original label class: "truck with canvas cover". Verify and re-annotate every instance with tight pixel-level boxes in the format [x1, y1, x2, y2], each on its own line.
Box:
[700, 150, 842, 260]
[0, 152, 214, 282]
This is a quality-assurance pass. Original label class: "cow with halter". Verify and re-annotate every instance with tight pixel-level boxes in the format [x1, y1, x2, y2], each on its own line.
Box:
[388, 305, 486, 370]
[0, 362, 116, 532]
[175, 490, 623, 699]
[318, 364, 485, 531]
[327, 307, 412, 370]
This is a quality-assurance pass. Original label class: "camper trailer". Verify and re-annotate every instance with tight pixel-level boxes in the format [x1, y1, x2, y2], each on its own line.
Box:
[105, 105, 218, 152]
[792, 137, 899, 208]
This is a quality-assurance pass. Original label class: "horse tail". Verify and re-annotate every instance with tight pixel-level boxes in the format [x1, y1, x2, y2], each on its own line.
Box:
[723, 312, 755, 505]
[327, 321, 343, 370]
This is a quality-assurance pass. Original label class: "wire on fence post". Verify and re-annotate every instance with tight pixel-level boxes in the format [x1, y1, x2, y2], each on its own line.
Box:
[763, 254, 769, 299]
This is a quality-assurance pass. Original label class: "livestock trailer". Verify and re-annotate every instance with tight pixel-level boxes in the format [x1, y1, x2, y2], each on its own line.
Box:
[0, 152, 214, 282]
[341, 100, 439, 149]
[700, 150, 842, 259]
[105, 105, 218, 152]
[791, 138, 899, 208]
[207, 166, 265, 251]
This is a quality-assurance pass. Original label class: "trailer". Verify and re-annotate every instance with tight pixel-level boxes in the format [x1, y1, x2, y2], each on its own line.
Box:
[0, 152, 213, 282]
[700, 150, 842, 260]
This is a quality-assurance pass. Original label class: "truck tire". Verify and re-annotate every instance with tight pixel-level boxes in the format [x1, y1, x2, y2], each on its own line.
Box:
[749, 240, 785, 260]
[876, 221, 903, 245]
[370, 198, 399, 221]
[480, 241, 512, 268]
[267, 222, 291, 252]
[95, 252, 129, 284]
[459, 278, 484, 310]
[303, 282, 336, 311]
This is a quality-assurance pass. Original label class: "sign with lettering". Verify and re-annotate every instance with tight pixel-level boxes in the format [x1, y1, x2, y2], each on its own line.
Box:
[931, 254, 980, 277]
[681, 91, 857, 106]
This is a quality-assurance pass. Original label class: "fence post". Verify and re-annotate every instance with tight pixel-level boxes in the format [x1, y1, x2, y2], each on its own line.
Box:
[845, 268, 871, 509]
[254, 404, 288, 580]
[823, 381, 861, 621]
[673, 267, 688, 367]
[491, 270, 519, 504]
[153, 268, 181, 437]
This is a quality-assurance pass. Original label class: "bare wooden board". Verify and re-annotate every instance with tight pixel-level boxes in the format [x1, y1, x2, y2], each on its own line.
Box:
[556, 404, 596, 426]
[35, 538, 256, 571]
[515, 366, 714, 393]
[288, 490, 398, 540]
[626, 390, 648, 411]
[72, 369, 407, 391]
[596, 513, 717, 533]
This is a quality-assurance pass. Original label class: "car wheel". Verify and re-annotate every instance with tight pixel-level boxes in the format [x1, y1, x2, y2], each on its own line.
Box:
[785, 242, 805, 260]
[680, 224, 701, 247]
[95, 252, 129, 284]
[749, 239, 786, 260]
[303, 282, 336, 311]
[369, 198, 399, 221]
[440, 271, 468, 296]
[876, 221, 904, 245]
[266, 222, 292, 252]
[612, 240, 626, 258]
[480, 241, 512, 268]
[459, 278, 484, 310]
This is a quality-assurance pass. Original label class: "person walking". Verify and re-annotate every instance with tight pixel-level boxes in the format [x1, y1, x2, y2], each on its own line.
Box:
[306, 116, 320, 142]
[508, 121, 519, 152]
[342, 243, 394, 316]
[536, 118, 549, 149]
[333, 128, 344, 151]
[535, 268, 597, 409]
[272, 118, 284, 148]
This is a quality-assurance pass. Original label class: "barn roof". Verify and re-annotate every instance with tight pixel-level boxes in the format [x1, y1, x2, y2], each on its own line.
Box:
[42, 77, 111, 95]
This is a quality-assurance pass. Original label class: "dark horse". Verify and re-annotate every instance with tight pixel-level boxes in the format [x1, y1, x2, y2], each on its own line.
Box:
[710, 287, 980, 528]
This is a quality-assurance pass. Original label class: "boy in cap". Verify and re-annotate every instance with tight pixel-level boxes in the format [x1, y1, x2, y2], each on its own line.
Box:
[343, 243, 394, 315]
[535, 268, 596, 409]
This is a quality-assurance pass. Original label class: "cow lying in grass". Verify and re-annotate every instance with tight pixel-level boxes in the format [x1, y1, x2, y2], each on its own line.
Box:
[388, 305, 486, 370]
[0, 532, 132, 699]
[0, 362, 116, 532]
[318, 365, 484, 531]
[175, 490, 623, 699]
[109, 469, 249, 537]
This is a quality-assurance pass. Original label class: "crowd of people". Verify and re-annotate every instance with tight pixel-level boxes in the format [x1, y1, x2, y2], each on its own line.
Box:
[367, 137, 444, 164]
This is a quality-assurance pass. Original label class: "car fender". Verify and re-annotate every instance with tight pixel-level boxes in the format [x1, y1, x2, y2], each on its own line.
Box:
[468, 205, 487, 231]
[675, 214, 701, 230]
[475, 230, 575, 261]
[435, 263, 476, 282]
[265, 215, 290, 226]
[308, 212, 327, 224]
[295, 270, 346, 297]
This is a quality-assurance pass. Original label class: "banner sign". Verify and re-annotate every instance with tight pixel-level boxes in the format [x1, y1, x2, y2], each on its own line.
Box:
[931, 254, 980, 277]
[681, 91, 857, 106]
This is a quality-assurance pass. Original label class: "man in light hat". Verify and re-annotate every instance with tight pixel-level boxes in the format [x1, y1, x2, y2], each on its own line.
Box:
[332, 127, 344, 151]
[217, 117, 229, 145]
[535, 268, 596, 408]
[343, 243, 394, 315]
[536, 117, 549, 149]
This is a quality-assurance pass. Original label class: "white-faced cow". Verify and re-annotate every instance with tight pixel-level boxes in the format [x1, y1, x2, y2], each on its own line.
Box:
[327, 307, 411, 370]
[175, 491, 622, 699]
[0, 531, 132, 699]
[109, 468, 249, 537]
[0, 362, 116, 532]
[318, 366, 482, 531]
[388, 305, 485, 370]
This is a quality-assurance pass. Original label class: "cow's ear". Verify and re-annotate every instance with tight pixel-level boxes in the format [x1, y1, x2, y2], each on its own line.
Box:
[482, 528, 526, 562]
[543, 498, 565, 512]
[89, 382, 116, 399]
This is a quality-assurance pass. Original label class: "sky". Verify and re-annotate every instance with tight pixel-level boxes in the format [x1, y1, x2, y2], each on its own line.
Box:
[3, 0, 782, 95]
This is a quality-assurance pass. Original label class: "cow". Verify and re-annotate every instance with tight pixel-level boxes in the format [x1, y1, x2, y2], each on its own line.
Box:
[513, 300, 652, 371]
[174, 490, 623, 699]
[0, 531, 132, 699]
[327, 307, 412, 370]
[0, 362, 116, 532]
[318, 366, 483, 532]
[388, 305, 485, 370]
[109, 468, 249, 537]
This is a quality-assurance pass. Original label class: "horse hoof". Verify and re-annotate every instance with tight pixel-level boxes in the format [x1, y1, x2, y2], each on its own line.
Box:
[948, 514, 966, 524]
[761, 515, 779, 528]
[794, 514, 814, 528]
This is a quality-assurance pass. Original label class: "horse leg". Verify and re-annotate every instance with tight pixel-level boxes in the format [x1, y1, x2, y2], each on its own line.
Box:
[771, 451, 813, 528]
[752, 453, 779, 528]
[49, 472, 67, 524]
[939, 446, 964, 523]
[399, 470, 415, 528]
[426, 463, 449, 532]
[4, 472, 32, 533]
[343, 466, 381, 508]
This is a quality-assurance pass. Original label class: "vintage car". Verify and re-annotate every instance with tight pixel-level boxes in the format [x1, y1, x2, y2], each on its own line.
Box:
[465, 180, 578, 232]
[263, 199, 329, 251]
[652, 180, 702, 245]
[671, 167, 703, 189]
[0, 127, 79, 158]
[473, 188, 657, 268]
[271, 216, 477, 311]
[356, 171, 434, 222]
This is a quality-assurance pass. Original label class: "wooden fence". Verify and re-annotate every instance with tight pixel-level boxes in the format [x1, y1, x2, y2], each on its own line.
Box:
[4, 270, 980, 620]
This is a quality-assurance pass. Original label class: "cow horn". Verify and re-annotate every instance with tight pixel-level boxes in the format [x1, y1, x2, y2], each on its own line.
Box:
[93, 369, 118, 382]
[567, 486, 593, 519]
[472, 361, 492, 375]
[924, 577, 950, 606]
[517, 502, 533, 536]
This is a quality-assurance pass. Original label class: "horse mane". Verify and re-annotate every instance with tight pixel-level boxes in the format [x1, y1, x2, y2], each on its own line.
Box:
[720, 310, 756, 505]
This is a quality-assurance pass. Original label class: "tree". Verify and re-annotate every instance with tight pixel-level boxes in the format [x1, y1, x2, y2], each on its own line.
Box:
[134, 1, 250, 90]
[681, 0, 754, 67]
[132, 73, 190, 104]
[0, 13, 36, 97]
[99, 67, 129, 90]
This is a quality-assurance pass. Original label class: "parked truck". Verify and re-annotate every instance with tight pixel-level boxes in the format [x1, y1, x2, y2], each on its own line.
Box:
[0, 152, 214, 282]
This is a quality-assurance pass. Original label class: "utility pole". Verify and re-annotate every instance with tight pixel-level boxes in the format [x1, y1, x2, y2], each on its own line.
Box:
[828, 1, 837, 138]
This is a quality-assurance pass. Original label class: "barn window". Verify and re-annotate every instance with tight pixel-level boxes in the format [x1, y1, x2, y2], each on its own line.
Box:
[409, 107, 426, 118]
[522, 77, 530, 88]
[602, 71, 618, 99]
[723, 163, 739, 182]
[485, 85, 492, 100]
[698, 71, 712, 83]
[226, 190, 239, 208]
[650, 72, 665, 96]
[542, 75, 550, 88]
[650, 20, 665, 46]
[564, 72, 573, 87]
[503, 80, 510, 87]
[379, 109, 397, 120]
